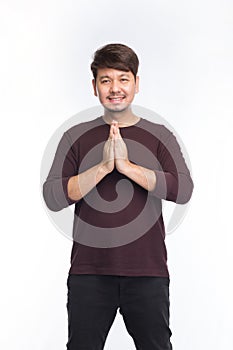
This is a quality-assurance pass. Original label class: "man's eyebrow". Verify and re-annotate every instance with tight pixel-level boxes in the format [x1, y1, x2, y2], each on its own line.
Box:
[99, 73, 130, 79]
[99, 75, 110, 79]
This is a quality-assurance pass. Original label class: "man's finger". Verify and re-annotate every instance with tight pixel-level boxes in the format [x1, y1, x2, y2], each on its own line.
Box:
[109, 124, 115, 139]
[115, 125, 122, 139]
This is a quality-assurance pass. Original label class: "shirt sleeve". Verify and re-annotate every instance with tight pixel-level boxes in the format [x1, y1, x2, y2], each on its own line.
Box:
[149, 126, 194, 204]
[42, 131, 79, 211]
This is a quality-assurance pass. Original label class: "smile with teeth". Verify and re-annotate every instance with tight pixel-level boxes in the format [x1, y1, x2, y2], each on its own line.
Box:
[108, 96, 125, 102]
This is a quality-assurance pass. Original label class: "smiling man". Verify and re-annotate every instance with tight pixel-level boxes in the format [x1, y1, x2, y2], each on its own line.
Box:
[92, 68, 139, 115]
[43, 43, 194, 350]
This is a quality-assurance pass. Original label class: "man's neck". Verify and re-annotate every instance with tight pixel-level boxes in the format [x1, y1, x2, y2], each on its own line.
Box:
[102, 108, 140, 128]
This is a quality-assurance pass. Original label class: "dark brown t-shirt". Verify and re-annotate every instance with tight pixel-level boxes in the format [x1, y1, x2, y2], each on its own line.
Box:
[43, 116, 194, 277]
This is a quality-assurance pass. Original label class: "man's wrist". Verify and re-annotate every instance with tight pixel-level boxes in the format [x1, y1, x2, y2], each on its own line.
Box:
[117, 159, 133, 175]
[99, 161, 113, 176]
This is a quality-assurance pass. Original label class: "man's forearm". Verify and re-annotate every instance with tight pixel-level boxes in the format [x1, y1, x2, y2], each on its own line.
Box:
[67, 162, 111, 201]
[119, 161, 157, 192]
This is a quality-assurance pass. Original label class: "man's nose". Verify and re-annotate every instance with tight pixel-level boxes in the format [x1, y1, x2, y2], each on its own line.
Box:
[110, 80, 121, 93]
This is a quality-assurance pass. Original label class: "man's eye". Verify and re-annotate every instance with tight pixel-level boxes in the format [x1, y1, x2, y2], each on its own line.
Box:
[121, 79, 128, 82]
[101, 80, 110, 83]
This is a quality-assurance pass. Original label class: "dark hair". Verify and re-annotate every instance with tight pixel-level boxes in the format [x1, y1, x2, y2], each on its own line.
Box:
[91, 43, 139, 82]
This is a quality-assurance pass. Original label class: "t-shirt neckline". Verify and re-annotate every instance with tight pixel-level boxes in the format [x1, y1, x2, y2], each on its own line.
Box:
[99, 115, 143, 129]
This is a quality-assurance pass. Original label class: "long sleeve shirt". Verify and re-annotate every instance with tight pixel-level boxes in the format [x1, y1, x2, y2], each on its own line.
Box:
[43, 116, 194, 277]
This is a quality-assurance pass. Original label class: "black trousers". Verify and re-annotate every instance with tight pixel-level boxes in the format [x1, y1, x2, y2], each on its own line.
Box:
[66, 274, 172, 350]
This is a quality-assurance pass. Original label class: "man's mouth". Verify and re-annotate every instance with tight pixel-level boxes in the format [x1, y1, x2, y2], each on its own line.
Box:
[108, 96, 126, 103]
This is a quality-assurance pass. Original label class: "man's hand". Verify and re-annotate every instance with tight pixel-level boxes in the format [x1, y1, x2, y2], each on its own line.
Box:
[102, 120, 131, 174]
[100, 120, 156, 192]
[101, 123, 115, 173]
[112, 122, 131, 173]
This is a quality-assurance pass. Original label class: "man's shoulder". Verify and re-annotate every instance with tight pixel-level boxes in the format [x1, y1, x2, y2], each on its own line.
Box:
[139, 118, 172, 141]
[64, 116, 102, 142]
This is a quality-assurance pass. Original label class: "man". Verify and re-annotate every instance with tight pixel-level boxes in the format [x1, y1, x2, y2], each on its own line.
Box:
[43, 43, 194, 350]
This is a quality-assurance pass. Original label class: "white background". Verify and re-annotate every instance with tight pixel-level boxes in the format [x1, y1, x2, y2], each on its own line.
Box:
[1, 0, 233, 349]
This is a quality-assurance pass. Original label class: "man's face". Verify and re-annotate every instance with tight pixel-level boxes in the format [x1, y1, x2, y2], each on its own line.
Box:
[92, 68, 139, 113]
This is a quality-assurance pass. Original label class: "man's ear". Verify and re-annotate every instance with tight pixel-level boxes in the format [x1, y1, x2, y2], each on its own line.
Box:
[135, 76, 139, 94]
[92, 79, 98, 96]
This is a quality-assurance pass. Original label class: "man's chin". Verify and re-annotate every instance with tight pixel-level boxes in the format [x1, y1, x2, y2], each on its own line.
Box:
[103, 102, 130, 113]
